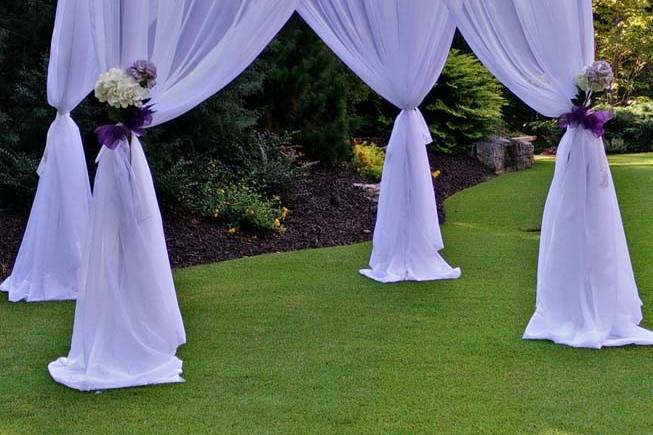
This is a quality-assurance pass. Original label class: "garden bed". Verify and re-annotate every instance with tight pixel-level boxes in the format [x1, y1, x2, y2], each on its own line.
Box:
[0, 211, 27, 279]
[0, 152, 492, 277]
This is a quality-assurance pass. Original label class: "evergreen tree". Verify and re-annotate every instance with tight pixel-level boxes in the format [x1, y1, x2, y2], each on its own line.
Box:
[424, 49, 507, 154]
[255, 14, 352, 166]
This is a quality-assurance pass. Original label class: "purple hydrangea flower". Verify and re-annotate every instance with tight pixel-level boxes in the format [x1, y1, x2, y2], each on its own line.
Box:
[586, 61, 613, 92]
[127, 60, 157, 89]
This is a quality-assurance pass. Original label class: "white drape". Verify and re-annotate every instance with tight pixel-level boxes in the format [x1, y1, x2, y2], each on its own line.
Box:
[1, 0, 96, 302]
[49, 136, 187, 391]
[49, 0, 297, 391]
[446, 0, 653, 348]
[299, 0, 461, 283]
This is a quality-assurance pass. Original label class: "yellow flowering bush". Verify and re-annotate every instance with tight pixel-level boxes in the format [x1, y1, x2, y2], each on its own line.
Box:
[205, 184, 289, 234]
[353, 142, 385, 182]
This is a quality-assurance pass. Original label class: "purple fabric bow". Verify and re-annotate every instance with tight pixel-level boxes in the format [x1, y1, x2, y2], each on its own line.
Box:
[95, 105, 155, 150]
[558, 105, 613, 138]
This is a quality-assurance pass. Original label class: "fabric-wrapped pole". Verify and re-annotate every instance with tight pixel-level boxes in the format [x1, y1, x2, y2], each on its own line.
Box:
[49, 135, 185, 390]
[49, 0, 297, 391]
[1, 0, 96, 302]
[299, 0, 461, 283]
[371, 108, 456, 281]
[445, 0, 653, 348]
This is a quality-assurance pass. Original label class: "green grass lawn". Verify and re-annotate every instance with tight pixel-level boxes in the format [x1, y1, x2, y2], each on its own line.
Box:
[2, 154, 653, 434]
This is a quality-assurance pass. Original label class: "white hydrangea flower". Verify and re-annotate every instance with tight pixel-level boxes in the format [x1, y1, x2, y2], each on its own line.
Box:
[576, 66, 590, 92]
[95, 67, 150, 109]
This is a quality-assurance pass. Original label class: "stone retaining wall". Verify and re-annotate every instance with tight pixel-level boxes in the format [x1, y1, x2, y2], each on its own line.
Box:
[471, 136, 535, 174]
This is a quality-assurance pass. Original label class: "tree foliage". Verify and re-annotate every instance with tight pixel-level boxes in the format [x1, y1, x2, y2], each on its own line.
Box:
[5, 0, 653, 191]
[594, 0, 653, 104]
[0, 0, 55, 155]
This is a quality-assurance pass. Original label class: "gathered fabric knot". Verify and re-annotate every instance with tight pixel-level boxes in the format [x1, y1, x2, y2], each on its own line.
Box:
[558, 105, 613, 138]
[394, 106, 432, 146]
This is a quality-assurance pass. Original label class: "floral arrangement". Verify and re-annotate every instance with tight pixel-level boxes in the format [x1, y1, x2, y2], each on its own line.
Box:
[94, 60, 157, 149]
[558, 60, 614, 137]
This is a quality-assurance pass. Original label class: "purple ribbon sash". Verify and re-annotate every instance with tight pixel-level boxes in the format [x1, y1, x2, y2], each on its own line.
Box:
[95, 105, 154, 150]
[558, 105, 613, 138]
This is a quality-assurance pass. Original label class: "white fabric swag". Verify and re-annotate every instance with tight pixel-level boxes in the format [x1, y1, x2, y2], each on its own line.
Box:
[48, 0, 297, 391]
[0, 0, 96, 302]
[299, 0, 461, 283]
[446, 0, 653, 348]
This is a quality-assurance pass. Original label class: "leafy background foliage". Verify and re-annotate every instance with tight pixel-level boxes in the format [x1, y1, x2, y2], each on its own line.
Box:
[2, 2, 653, 225]
[593, 0, 653, 104]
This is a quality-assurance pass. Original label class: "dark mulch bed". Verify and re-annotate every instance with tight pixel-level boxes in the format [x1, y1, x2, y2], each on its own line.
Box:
[430, 153, 494, 219]
[0, 210, 29, 279]
[0, 152, 492, 277]
[163, 167, 377, 268]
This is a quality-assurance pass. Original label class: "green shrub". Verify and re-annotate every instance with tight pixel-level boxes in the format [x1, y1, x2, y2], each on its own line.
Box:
[353, 142, 384, 182]
[604, 99, 653, 153]
[149, 129, 301, 200]
[205, 183, 287, 234]
[149, 129, 299, 235]
[423, 49, 507, 154]
[0, 147, 38, 207]
[154, 157, 288, 234]
[219, 131, 303, 199]
[604, 136, 630, 154]
[0, 1, 56, 156]
[523, 118, 563, 153]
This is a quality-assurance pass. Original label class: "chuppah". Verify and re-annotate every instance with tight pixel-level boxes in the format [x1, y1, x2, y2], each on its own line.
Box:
[3, 0, 651, 391]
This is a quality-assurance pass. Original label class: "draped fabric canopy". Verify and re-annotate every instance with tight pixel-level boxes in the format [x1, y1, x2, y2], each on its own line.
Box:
[5, 0, 653, 391]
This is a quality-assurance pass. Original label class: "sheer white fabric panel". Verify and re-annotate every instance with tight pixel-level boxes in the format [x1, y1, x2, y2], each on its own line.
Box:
[446, 0, 653, 348]
[1, 0, 96, 302]
[50, 0, 296, 391]
[90, 0, 298, 125]
[299, 0, 461, 283]
[445, 0, 592, 118]
[49, 137, 186, 391]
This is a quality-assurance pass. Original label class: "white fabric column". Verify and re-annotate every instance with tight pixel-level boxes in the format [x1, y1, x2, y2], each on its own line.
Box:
[1, 0, 96, 302]
[49, 136, 186, 391]
[299, 0, 461, 283]
[48, 0, 297, 391]
[446, 0, 653, 348]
